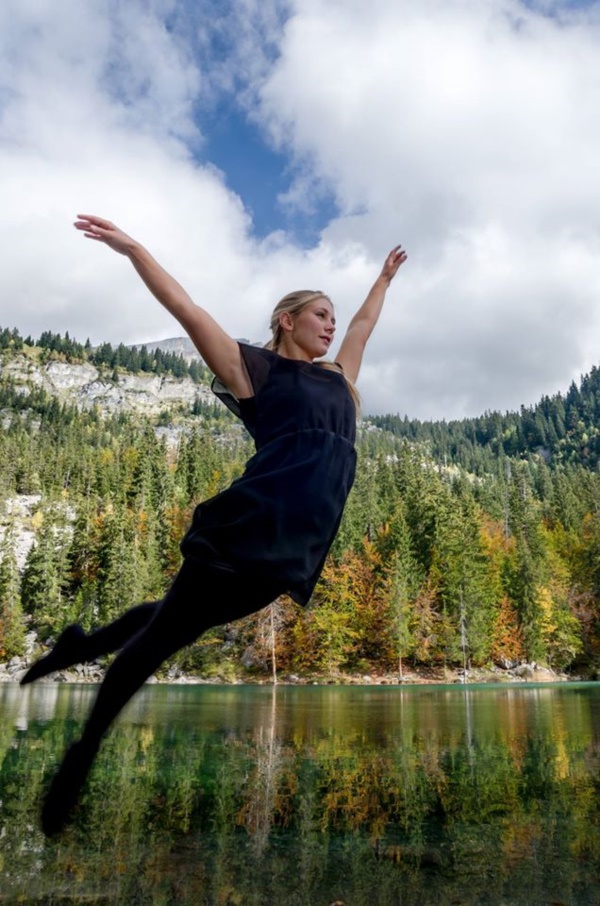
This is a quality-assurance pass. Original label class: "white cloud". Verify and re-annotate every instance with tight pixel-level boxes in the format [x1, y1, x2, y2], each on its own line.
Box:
[1, 0, 600, 420]
[251, 0, 600, 416]
[0, 1, 254, 342]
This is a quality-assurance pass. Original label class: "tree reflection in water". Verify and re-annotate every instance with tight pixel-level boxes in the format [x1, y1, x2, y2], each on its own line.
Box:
[1, 682, 600, 905]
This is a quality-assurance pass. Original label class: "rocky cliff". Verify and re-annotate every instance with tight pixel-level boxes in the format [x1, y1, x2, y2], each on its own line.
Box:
[1, 353, 214, 416]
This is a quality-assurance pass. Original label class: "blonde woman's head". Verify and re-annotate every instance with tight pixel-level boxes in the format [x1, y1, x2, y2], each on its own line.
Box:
[266, 290, 360, 412]
[265, 291, 332, 354]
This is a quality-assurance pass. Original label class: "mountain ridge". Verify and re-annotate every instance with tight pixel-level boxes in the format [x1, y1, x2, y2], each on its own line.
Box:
[2, 324, 599, 469]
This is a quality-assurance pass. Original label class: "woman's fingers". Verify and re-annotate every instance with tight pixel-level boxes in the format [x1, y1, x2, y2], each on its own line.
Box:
[74, 221, 108, 241]
[74, 215, 117, 239]
[73, 215, 134, 255]
[380, 245, 407, 282]
[385, 246, 407, 269]
[76, 214, 113, 228]
[74, 215, 120, 242]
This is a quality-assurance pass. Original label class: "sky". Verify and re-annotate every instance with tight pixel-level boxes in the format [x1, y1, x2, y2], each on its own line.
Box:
[1, 0, 600, 420]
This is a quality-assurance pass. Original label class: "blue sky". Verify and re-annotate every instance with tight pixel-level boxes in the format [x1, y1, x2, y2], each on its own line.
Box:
[178, 0, 339, 244]
[1, 0, 600, 419]
[204, 102, 339, 244]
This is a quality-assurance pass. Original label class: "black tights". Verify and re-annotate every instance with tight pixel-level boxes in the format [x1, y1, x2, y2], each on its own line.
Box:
[78, 560, 283, 743]
[39, 559, 285, 835]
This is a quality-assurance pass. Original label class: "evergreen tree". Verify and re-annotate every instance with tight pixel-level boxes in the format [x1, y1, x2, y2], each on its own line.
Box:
[0, 522, 26, 657]
[505, 464, 548, 661]
[65, 499, 103, 630]
[429, 489, 497, 666]
[95, 502, 142, 624]
[375, 501, 423, 675]
[21, 508, 71, 638]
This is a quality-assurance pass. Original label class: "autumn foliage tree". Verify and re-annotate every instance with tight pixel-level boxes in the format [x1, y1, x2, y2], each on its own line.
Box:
[1, 330, 599, 676]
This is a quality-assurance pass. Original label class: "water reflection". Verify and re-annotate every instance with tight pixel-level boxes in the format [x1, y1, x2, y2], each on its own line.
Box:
[1, 682, 600, 904]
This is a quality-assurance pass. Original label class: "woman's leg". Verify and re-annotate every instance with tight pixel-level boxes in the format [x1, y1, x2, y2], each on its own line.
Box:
[41, 559, 284, 836]
[20, 601, 160, 686]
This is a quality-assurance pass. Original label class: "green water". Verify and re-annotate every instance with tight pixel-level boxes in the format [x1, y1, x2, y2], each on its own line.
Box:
[1, 682, 600, 905]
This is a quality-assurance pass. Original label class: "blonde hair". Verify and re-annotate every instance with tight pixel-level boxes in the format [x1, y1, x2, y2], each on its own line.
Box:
[266, 290, 361, 413]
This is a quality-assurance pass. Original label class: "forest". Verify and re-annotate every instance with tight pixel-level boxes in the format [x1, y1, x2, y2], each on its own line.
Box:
[0, 325, 209, 384]
[0, 326, 599, 679]
[371, 365, 600, 471]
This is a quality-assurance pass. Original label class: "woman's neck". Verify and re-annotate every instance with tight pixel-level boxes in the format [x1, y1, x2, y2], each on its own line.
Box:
[276, 338, 313, 363]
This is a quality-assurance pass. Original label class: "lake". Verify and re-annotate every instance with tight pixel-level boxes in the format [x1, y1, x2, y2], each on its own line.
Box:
[1, 682, 600, 905]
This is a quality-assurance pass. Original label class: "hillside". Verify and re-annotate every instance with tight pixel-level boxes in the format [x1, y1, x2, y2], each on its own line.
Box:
[130, 336, 202, 363]
[0, 324, 599, 682]
[370, 366, 600, 471]
[5, 324, 600, 472]
[1, 353, 215, 417]
[129, 336, 252, 364]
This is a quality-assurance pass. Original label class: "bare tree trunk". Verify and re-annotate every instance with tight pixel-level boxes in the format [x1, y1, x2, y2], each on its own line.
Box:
[460, 589, 468, 684]
[270, 603, 277, 685]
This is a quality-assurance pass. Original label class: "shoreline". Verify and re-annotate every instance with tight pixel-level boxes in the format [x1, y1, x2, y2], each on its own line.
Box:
[1, 658, 583, 687]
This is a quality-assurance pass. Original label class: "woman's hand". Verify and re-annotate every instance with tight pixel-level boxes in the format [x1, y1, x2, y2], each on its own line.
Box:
[73, 213, 250, 396]
[379, 245, 408, 285]
[74, 215, 137, 256]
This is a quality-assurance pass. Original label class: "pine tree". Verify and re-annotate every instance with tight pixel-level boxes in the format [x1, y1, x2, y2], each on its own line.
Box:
[505, 464, 548, 661]
[95, 502, 140, 624]
[429, 490, 496, 666]
[375, 502, 423, 676]
[0, 522, 26, 657]
[21, 508, 71, 638]
[65, 499, 102, 630]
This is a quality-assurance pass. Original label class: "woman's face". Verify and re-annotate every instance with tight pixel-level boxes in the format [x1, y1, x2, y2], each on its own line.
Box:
[288, 297, 336, 359]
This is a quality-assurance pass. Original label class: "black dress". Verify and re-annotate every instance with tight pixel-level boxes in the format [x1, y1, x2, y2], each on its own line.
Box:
[180, 343, 357, 605]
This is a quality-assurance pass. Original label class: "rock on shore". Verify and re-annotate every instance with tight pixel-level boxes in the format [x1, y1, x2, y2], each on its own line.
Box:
[0, 647, 572, 687]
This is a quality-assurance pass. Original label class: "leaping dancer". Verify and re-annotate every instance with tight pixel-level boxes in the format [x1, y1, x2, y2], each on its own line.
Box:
[22, 214, 407, 835]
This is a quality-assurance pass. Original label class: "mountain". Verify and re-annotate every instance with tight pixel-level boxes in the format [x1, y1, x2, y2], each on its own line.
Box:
[3, 324, 600, 471]
[368, 365, 600, 471]
[0, 352, 214, 417]
[1, 324, 599, 679]
[129, 336, 202, 363]
[129, 336, 253, 364]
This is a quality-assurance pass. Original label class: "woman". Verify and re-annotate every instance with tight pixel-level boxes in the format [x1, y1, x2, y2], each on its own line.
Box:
[23, 214, 407, 835]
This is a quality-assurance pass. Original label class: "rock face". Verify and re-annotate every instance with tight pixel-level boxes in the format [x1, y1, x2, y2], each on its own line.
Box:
[0, 496, 41, 569]
[0, 352, 224, 583]
[514, 663, 536, 680]
[130, 336, 202, 363]
[131, 336, 252, 364]
[2, 355, 214, 416]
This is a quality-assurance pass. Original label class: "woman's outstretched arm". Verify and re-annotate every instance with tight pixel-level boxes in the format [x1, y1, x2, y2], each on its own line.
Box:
[74, 215, 252, 397]
[335, 245, 407, 383]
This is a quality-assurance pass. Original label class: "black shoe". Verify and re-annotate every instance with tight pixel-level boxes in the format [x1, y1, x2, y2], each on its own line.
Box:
[20, 625, 87, 686]
[41, 739, 96, 837]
